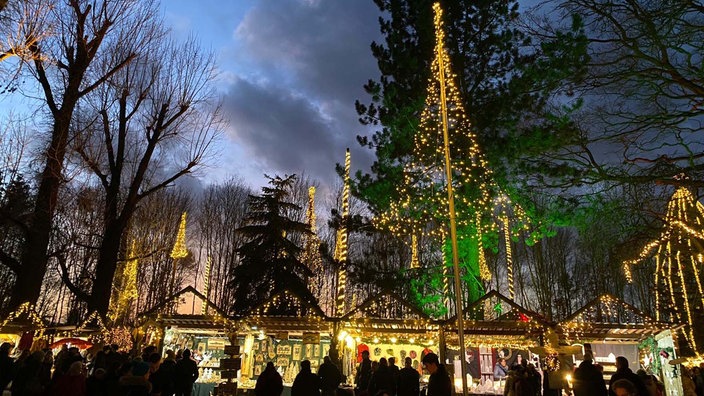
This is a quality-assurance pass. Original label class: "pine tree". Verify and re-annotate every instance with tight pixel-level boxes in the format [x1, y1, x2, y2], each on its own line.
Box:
[229, 175, 315, 316]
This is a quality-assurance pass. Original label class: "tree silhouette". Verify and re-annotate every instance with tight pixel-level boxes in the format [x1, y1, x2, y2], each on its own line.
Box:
[229, 175, 316, 316]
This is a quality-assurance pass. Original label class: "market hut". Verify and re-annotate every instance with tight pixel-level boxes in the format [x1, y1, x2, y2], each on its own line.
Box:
[557, 294, 682, 395]
[335, 290, 439, 381]
[0, 302, 47, 351]
[236, 287, 330, 393]
[137, 286, 233, 365]
[444, 290, 550, 389]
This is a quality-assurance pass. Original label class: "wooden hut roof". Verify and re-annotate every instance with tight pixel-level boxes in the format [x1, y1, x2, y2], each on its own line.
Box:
[558, 294, 672, 340]
[138, 285, 229, 319]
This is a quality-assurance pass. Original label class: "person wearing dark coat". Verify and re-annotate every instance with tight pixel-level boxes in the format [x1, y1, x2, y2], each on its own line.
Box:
[173, 349, 199, 396]
[119, 360, 152, 396]
[609, 356, 649, 396]
[292, 360, 321, 396]
[388, 357, 400, 388]
[369, 358, 395, 396]
[355, 350, 373, 395]
[0, 343, 15, 393]
[572, 352, 607, 396]
[397, 357, 420, 396]
[155, 350, 177, 396]
[256, 361, 284, 396]
[318, 356, 342, 396]
[422, 353, 451, 396]
[11, 350, 46, 396]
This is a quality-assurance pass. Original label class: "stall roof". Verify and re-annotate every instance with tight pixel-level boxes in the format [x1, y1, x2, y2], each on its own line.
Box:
[445, 290, 548, 336]
[241, 288, 329, 332]
[558, 294, 674, 340]
[341, 290, 430, 321]
[337, 290, 437, 334]
[139, 286, 229, 320]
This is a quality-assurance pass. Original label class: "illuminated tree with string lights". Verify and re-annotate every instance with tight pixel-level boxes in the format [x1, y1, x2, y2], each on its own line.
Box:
[377, 3, 527, 307]
[624, 187, 704, 355]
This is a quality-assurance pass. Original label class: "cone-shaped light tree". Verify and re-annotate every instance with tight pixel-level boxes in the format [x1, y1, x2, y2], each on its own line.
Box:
[377, 2, 502, 305]
[625, 187, 704, 355]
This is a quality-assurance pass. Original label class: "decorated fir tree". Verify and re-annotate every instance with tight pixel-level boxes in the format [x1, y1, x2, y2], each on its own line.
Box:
[625, 187, 704, 355]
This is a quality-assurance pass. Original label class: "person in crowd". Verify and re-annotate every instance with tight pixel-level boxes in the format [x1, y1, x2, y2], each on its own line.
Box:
[318, 356, 342, 396]
[119, 360, 153, 396]
[154, 349, 177, 396]
[465, 350, 480, 380]
[86, 367, 109, 396]
[369, 357, 395, 396]
[422, 353, 450, 396]
[388, 357, 400, 386]
[526, 363, 541, 396]
[696, 363, 704, 396]
[494, 358, 509, 381]
[38, 349, 53, 390]
[173, 349, 199, 396]
[292, 360, 321, 396]
[52, 360, 87, 396]
[256, 361, 284, 396]
[572, 351, 607, 396]
[636, 370, 660, 396]
[355, 350, 373, 396]
[609, 357, 648, 396]
[1, 342, 15, 393]
[11, 350, 46, 396]
[504, 363, 533, 396]
[146, 352, 163, 395]
[397, 357, 420, 396]
[611, 379, 639, 396]
[682, 366, 698, 396]
[142, 346, 157, 362]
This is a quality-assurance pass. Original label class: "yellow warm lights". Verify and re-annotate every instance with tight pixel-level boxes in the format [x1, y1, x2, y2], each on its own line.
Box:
[201, 256, 212, 315]
[623, 187, 704, 353]
[170, 212, 188, 259]
[335, 149, 351, 316]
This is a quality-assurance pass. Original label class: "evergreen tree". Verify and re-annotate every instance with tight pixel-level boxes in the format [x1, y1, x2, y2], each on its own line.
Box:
[355, 0, 588, 210]
[229, 175, 315, 316]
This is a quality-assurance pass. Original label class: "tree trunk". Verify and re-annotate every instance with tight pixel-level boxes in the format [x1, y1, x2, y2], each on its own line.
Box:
[7, 115, 72, 313]
[87, 219, 126, 316]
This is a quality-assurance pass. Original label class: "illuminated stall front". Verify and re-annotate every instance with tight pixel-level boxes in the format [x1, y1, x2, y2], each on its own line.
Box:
[236, 288, 331, 394]
[444, 291, 549, 394]
[557, 294, 682, 396]
[137, 286, 234, 391]
[336, 290, 440, 386]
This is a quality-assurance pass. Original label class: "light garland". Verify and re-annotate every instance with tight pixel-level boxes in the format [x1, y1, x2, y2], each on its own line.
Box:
[201, 256, 211, 315]
[410, 234, 420, 269]
[0, 302, 45, 334]
[170, 212, 188, 259]
[301, 186, 326, 296]
[335, 149, 351, 316]
[108, 239, 139, 323]
[623, 187, 704, 353]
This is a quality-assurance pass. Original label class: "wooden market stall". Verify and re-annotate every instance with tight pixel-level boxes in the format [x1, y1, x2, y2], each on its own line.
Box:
[136, 285, 235, 394]
[443, 290, 551, 393]
[236, 287, 331, 393]
[557, 294, 682, 396]
[335, 290, 440, 384]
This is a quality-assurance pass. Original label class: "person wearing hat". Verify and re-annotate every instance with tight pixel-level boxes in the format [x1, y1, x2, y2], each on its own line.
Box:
[118, 360, 152, 396]
[422, 352, 451, 396]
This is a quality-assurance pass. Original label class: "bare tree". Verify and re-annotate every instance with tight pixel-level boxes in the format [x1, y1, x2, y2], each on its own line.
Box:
[1, 0, 152, 313]
[62, 29, 222, 316]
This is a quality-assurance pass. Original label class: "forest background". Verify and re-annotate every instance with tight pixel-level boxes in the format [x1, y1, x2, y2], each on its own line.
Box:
[0, 0, 702, 334]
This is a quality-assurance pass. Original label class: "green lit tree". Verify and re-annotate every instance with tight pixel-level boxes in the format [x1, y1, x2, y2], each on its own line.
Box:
[229, 175, 316, 316]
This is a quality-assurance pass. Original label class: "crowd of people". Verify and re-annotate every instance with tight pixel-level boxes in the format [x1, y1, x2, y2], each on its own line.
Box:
[0, 342, 200, 396]
[4, 339, 704, 396]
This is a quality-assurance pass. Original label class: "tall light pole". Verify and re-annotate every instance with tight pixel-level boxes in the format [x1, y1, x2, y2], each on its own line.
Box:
[434, 3, 468, 394]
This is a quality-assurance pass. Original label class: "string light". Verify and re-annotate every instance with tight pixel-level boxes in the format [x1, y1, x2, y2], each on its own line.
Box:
[108, 239, 139, 323]
[170, 212, 188, 259]
[335, 149, 351, 316]
[201, 256, 211, 315]
[624, 187, 704, 353]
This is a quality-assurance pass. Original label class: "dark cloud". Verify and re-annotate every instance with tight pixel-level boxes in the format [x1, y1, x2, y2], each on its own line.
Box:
[220, 0, 382, 186]
[223, 77, 341, 182]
